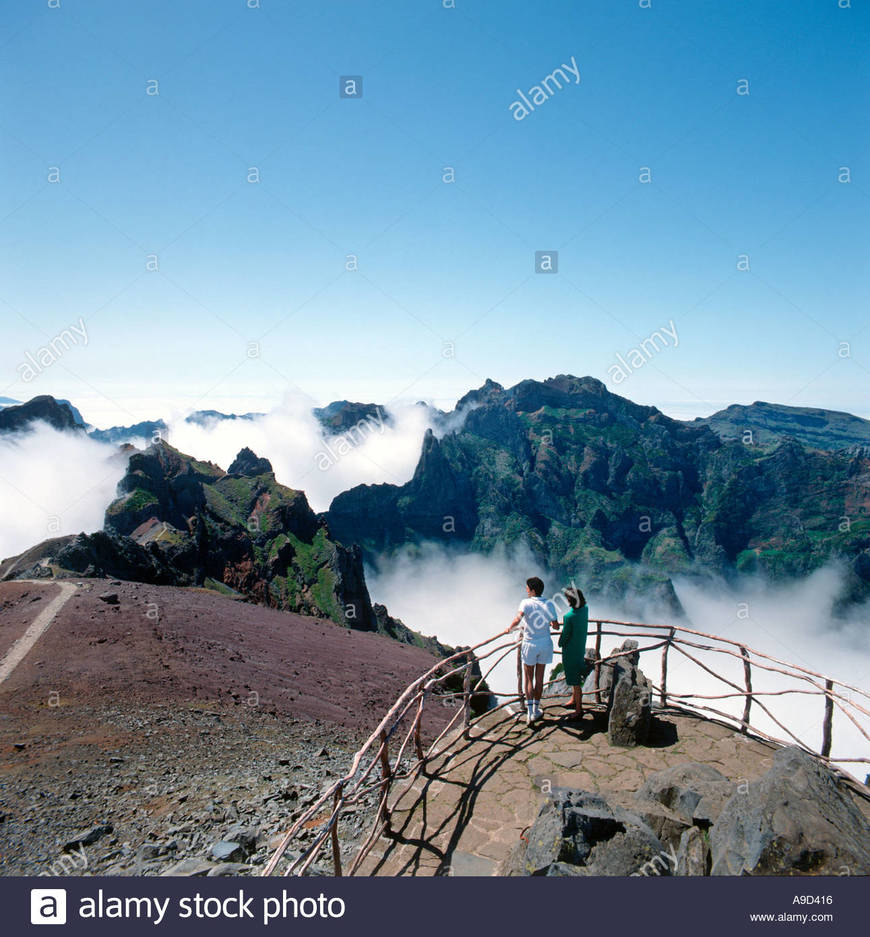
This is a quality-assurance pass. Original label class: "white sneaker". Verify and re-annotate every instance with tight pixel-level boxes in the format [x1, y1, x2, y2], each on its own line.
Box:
[532, 703, 542, 722]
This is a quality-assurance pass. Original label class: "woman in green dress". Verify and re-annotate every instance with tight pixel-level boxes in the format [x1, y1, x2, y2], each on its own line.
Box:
[558, 587, 589, 719]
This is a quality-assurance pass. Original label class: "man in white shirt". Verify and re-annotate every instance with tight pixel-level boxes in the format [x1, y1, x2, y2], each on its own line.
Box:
[502, 576, 559, 724]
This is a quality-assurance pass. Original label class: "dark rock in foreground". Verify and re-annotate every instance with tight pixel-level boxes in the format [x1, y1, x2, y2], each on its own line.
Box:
[507, 789, 667, 877]
[710, 746, 870, 875]
[636, 762, 736, 828]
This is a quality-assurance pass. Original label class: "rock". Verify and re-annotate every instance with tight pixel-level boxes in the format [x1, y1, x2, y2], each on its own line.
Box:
[710, 746, 870, 875]
[207, 862, 253, 876]
[605, 640, 651, 747]
[631, 802, 692, 853]
[64, 823, 113, 851]
[608, 670, 651, 747]
[583, 639, 651, 746]
[136, 843, 161, 861]
[224, 824, 259, 856]
[636, 763, 736, 827]
[210, 840, 246, 862]
[542, 861, 584, 876]
[98, 592, 119, 605]
[545, 650, 598, 699]
[675, 826, 710, 875]
[508, 788, 668, 877]
[543, 676, 569, 698]
[161, 858, 213, 877]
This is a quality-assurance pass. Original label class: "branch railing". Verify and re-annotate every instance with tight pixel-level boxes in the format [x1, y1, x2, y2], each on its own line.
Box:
[262, 617, 870, 877]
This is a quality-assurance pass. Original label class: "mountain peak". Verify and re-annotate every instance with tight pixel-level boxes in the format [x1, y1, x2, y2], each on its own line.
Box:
[228, 447, 274, 476]
[455, 379, 505, 410]
[0, 395, 84, 435]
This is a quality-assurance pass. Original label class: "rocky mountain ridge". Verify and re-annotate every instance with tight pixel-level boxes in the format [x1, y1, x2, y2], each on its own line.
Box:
[326, 375, 870, 613]
[3, 381, 869, 615]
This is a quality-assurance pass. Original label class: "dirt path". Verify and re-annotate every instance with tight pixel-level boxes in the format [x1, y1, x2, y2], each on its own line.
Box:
[0, 580, 77, 686]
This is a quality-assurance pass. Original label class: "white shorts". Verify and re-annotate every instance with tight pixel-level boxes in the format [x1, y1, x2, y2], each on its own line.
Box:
[521, 641, 553, 667]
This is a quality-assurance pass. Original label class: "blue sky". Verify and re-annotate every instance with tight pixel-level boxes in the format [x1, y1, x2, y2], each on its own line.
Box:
[1, 0, 868, 426]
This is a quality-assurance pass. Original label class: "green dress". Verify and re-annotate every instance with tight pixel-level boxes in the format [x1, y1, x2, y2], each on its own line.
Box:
[559, 605, 590, 686]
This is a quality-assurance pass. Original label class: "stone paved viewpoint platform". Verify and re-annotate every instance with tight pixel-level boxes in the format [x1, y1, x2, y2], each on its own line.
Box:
[359, 699, 870, 876]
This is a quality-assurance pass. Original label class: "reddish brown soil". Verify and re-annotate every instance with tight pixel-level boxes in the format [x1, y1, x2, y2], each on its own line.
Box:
[0, 579, 447, 734]
[0, 579, 461, 876]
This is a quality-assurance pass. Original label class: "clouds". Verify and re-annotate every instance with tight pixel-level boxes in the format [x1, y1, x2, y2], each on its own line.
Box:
[671, 567, 870, 775]
[162, 393, 436, 512]
[367, 544, 870, 775]
[0, 423, 128, 562]
[0, 391, 459, 565]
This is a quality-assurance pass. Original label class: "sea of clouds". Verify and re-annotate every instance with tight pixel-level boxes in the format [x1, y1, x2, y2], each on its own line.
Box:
[0, 423, 128, 563]
[0, 392, 443, 561]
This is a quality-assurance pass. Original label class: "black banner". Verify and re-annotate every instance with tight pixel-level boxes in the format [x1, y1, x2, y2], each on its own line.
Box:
[16, 875, 864, 935]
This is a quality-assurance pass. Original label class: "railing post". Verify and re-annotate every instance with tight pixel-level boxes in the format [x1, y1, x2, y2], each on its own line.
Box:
[594, 620, 603, 702]
[821, 679, 834, 758]
[660, 627, 674, 707]
[378, 730, 392, 829]
[413, 699, 425, 762]
[516, 644, 524, 707]
[740, 645, 752, 734]
[462, 653, 473, 734]
[331, 783, 343, 876]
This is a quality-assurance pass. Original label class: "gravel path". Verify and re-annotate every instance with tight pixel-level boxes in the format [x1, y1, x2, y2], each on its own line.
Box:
[0, 581, 76, 685]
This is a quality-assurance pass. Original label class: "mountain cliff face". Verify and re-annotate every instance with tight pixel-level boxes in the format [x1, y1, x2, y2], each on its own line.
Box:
[327, 376, 870, 612]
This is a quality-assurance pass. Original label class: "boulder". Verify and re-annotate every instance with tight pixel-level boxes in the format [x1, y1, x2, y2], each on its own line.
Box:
[223, 824, 259, 856]
[631, 801, 692, 853]
[508, 788, 668, 877]
[609, 668, 651, 747]
[136, 843, 161, 861]
[210, 841, 246, 863]
[710, 746, 870, 875]
[545, 649, 599, 699]
[582, 639, 650, 745]
[675, 826, 710, 876]
[601, 639, 651, 747]
[636, 762, 736, 827]
[63, 823, 113, 851]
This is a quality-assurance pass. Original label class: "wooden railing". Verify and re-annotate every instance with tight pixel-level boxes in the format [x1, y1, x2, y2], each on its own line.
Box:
[262, 618, 870, 877]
